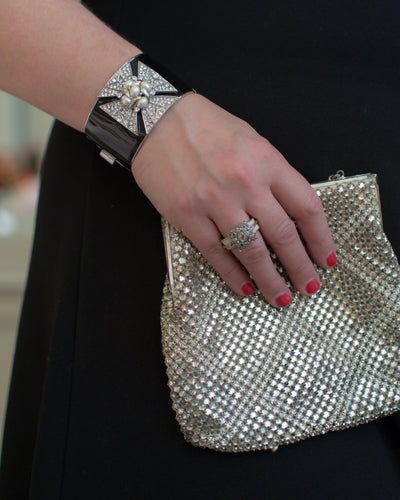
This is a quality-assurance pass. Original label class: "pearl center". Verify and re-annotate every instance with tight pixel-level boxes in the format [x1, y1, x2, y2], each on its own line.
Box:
[120, 77, 155, 112]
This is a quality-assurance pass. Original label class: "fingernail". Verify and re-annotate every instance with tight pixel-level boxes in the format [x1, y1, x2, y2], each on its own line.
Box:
[326, 251, 337, 267]
[242, 282, 256, 296]
[276, 293, 292, 308]
[306, 278, 320, 294]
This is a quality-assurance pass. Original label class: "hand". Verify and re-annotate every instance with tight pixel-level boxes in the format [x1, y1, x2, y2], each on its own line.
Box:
[131, 92, 336, 307]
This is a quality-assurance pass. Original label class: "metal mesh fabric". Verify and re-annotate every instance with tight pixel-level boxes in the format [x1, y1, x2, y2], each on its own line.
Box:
[161, 174, 400, 452]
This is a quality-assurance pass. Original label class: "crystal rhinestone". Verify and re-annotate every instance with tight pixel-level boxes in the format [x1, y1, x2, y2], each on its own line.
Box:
[161, 174, 400, 452]
[98, 60, 181, 135]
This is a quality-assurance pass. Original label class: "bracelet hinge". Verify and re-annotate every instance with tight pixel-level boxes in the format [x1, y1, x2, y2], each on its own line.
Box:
[99, 149, 116, 165]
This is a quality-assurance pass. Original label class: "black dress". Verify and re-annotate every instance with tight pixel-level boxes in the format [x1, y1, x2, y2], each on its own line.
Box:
[1, 1, 400, 498]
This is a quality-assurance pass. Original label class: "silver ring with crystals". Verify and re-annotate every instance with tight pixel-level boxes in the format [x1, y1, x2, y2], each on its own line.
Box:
[222, 218, 260, 252]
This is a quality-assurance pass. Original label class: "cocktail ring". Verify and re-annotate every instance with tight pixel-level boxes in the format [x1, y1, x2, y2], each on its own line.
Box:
[222, 218, 259, 252]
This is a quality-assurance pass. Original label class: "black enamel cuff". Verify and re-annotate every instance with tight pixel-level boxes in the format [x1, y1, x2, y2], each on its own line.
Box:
[85, 53, 194, 170]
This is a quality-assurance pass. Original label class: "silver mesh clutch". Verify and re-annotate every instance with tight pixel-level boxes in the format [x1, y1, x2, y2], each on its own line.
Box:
[160, 172, 400, 452]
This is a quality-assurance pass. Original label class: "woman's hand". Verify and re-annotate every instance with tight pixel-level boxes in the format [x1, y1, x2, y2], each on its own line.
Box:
[132, 92, 336, 307]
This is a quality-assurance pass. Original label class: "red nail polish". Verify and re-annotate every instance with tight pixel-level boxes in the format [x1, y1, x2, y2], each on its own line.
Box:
[242, 282, 255, 296]
[326, 251, 337, 267]
[276, 293, 292, 308]
[306, 278, 320, 294]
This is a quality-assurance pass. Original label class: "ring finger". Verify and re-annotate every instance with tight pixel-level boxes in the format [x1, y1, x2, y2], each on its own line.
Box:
[216, 211, 294, 308]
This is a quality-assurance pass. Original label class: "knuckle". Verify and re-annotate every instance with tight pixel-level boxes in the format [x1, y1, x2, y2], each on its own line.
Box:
[195, 182, 225, 211]
[227, 159, 254, 189]
[213, 151, 255, 191]
[301, 190, 323, 218]
[200, 241, 244, 287]
[251, 135, 285, 166]
[174, 192, 195, 215]
[288, 259, 313, 277]
[271, 219, 298, 246]
[223, 262, 242, 282]
[259, 277, 288, 303]
[240, 243, 267, 264]
[201, 240, 225, 261]
[253, 136, 276, 157]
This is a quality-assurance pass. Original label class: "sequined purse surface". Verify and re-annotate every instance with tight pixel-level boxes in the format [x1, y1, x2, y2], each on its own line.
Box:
[160, 172, 400, 452]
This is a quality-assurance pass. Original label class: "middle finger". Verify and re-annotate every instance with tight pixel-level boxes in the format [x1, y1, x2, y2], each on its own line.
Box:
[248, 191, 321, 295]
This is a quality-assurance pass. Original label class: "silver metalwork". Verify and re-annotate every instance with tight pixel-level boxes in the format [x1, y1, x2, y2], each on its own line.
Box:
[161, 172, 400, 453]
[328, 169, 345, 181]
[120, 76, 155, 112]
[222, 218, 259, 252]
[99, 149, 116, 165]
[98, 60, 180, 136]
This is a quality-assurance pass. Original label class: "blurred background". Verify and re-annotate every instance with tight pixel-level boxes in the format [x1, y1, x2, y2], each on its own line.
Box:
[0, 90, 53, 450]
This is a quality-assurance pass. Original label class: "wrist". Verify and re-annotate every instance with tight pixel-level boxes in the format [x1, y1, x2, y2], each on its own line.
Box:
[82, 44, 142, 129]
[130, 90, 197, 171]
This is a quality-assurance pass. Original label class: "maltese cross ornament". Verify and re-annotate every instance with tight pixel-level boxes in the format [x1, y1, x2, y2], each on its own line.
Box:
[98, 60, 181, 136]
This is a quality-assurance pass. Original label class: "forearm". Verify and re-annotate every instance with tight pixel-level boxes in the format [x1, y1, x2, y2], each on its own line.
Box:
[0, 0, 141, 131]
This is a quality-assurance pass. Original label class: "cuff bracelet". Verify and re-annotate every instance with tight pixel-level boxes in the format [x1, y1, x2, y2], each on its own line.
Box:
[85, 53, 194, 170]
